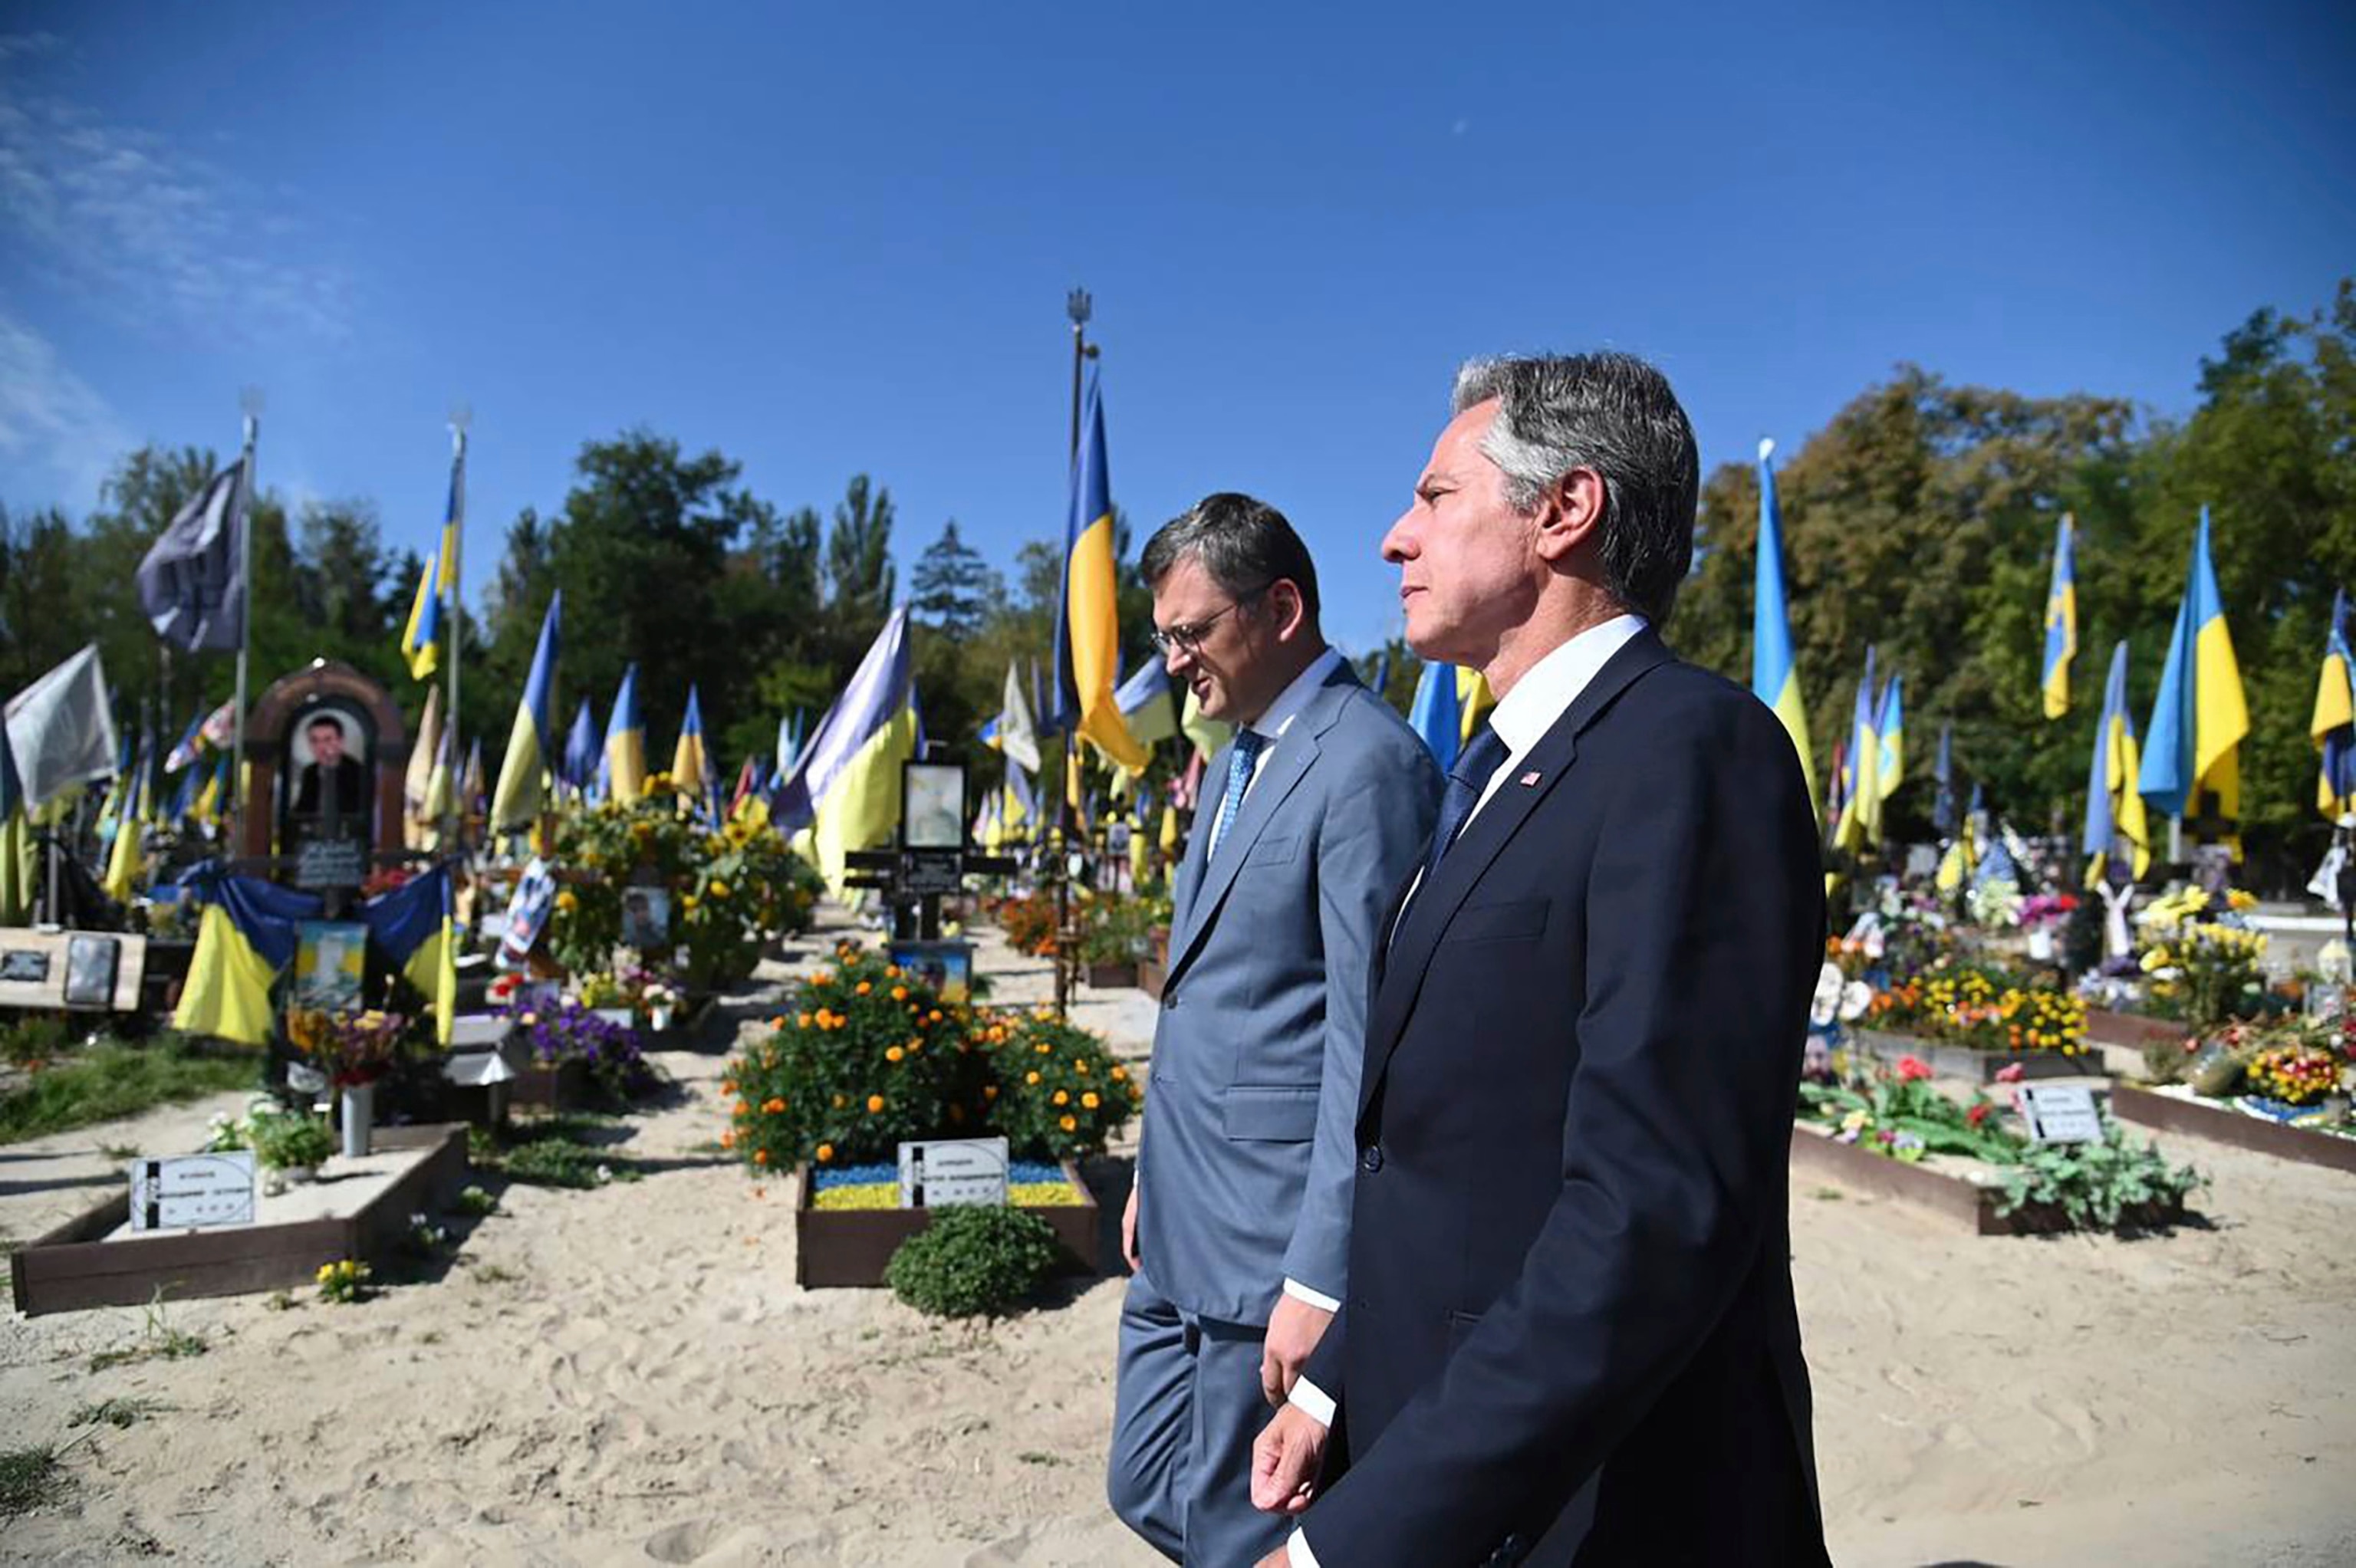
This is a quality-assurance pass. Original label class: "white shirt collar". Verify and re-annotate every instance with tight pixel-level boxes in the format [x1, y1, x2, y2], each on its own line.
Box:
[1242, 646, 1346, 746]
[1486, 614, 1650, 760]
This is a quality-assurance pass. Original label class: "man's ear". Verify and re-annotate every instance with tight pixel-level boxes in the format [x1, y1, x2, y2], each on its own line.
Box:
[1532, 468, 1606, 566]
[1267, 580, 1309, 642]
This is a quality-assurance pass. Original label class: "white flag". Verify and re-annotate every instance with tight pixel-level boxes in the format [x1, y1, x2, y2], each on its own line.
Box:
[5, 645, 120, 810]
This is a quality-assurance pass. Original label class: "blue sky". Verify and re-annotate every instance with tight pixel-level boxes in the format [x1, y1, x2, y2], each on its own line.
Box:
[3, 2, 2350, 660]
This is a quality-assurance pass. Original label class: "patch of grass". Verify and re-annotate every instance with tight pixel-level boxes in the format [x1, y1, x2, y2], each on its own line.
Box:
[89, 1290, 209, 1372]
[472, 1115, 642, 1190]
[0, 1037, 260, 1146]
[70, 1396, 164, 1430]
[97, 1142, 140, 1162]
[264, 1290, 298, 1313]
[453, 1184, 499, 1217]
[1015, 1451, 1065, 1467]
[0, 1445, 69, 1518]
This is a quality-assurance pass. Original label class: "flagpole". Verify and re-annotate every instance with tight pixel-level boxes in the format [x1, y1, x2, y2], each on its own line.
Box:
[1056, 289, 1098, 1021]
[444, 413, 469, 854]
[231, 393, 261, 856]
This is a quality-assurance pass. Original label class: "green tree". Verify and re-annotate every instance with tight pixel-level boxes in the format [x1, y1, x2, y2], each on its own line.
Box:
[910, 519, 999, 640]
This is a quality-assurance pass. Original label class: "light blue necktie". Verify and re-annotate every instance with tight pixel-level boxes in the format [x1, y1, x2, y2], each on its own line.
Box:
[1209, 729, 1266, 855]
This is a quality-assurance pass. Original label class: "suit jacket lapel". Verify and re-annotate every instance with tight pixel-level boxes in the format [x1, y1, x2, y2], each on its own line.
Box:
[1164, 666, 1356, 986]
[1167, 739, 1226, 958]
[1359, 631, 1676, 1114]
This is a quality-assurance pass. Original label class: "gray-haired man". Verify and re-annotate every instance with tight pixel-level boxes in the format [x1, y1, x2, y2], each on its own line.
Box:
[1107, 492, 1442, 1566]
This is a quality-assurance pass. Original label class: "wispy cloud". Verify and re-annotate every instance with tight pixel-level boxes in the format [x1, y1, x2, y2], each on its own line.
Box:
[0, 310, 133, 507]
[0, 35, 354, 346]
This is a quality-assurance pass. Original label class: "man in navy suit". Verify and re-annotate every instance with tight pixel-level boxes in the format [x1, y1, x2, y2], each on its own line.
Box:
[1107, 493, 1440, 1566]
[1251, 353, 1831, 1567]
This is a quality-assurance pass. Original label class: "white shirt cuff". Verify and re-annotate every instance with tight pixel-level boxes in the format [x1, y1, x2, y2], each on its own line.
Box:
[1287, 1529, 1322, 1568]
[1281, 1277, 1341, 1313]
[1288, 1375, 1336, 1428]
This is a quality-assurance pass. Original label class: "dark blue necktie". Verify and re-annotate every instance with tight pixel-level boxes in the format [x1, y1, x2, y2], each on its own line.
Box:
[1423, 724, 1510, 883]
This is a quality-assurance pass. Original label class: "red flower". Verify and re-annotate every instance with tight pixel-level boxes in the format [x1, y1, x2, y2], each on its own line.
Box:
[1897, 1056, 1933, 1083]
[1966, 1102, 1992, 1128]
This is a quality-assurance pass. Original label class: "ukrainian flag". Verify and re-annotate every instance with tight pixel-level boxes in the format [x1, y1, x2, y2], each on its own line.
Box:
[1457, 666, 1496, 746]
[1752, 439, 1817, 810]
[0, 721, 29, 924]
[604, 663, 647, 804]
[776, 607, 916, 894]
[1053, 377, 1147, 771]
[490, 591, 561, 829]
[2084, 640, 2151, 885]
[1114, 659, 1180, 749]
[1875, 672, 1904, 809]
[1179, 685, 1230, 762]
[673, 684, 713, 817]
[1408, 659, 1463, 771]
[2137, 507, 2248, 842]
[562, 698, 600, 804]
[2310, 589, 2356, 819]
[358, 863, 459, 1047]
[102, 735, 153, 902]
[2042, 513, 2077, 719]
[174, 872, 321, 1046]
[194, 754, 227, 829]
[1834, 649, 1882, 851]
[400, 549, 445, 681]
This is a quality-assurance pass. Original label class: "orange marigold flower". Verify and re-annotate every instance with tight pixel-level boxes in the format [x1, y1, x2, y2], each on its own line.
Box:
[1082, 1092, 1100, 1109]
[1073, 1059, 1090, 1073]
[891, 986, 908, 1001]
[1059, 1115, 1078, 1132]
[1025, 1071, 1041, 1086]
[816, 1142, 834, 1162]
[720, 1080, 736, 1096]
[856, 981, 872, 995]
[720, 1130, 736, 1149]
[984, 1085, 999, 1100]
[753, 1149, 769, 1166]
[886, 1046, 905, 1063]
[1052, 1090, 1070, 1106]
[867, 1094, 886, 1113]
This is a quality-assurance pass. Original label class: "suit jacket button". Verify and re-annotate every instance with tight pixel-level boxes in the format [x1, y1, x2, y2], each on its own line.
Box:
[1360, 1145, 1384, 1173]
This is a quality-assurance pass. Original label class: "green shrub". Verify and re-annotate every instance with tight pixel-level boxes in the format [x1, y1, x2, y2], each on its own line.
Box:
[885, 1205, 1061, 1318]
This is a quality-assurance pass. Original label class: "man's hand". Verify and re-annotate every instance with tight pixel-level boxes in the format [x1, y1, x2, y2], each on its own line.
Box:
[1260, 1292, 1333, 1405]
[1121, 1184, 1140, 1273]
[1250, 1402, 1329, 1516]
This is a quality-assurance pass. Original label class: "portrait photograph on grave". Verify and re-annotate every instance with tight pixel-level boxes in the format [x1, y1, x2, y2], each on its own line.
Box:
[620, 885, 671, 952]
[291, 919, 368, 1014]
[902, 759, 966, 851]
[61, 934, 121, 1008]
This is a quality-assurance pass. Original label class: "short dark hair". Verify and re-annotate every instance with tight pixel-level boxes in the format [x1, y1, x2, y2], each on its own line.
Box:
[1452, 351, 1700, 623]
[1138, 492, 1320, 623]
[307, 715, 341, 734]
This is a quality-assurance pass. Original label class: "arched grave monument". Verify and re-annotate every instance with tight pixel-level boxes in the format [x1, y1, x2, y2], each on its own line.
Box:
[237, 659, 410, 899]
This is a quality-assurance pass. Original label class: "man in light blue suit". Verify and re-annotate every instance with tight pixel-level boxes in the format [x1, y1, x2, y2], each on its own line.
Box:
[1108, 493, 1442, 1566]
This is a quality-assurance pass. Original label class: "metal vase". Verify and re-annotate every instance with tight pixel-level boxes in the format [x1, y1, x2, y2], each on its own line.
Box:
[339, 1082, 374, 1159]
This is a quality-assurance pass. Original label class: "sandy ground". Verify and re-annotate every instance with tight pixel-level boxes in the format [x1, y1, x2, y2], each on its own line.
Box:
[4, 906, 2353, 1566]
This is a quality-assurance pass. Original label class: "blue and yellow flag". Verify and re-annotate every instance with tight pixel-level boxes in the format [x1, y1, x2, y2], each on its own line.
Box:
[562, 698, 600, 802]
[2310, 588, 2356, 819]
[2137, 507, 2247, 840]
[1834, 648, 1882, 851]
[490, 591, 561, 829]
[1053, 376, 1147, 771]
[604, 663, 647, 804]
[1457, 666, 1496, 746]
[1752, 439, 1817, 809]
[194, 754, 228, 829]
[776, 607, 917, 892]
[2084, 641, 2151, 883]
[2042, 513, 2077, 719]
[400, 550, 444, 681]
[1113, 659, 1180, 750]
[1408, 659, 1463, 771]
[102, 734, 153, 902]
[1875, 672, 1904, 809]
[358, 863, 459, 1047]
[673, 684, 713, 817]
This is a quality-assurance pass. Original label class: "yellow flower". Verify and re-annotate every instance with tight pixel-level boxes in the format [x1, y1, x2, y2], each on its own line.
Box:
[1058, 1115, 1078, 1132]
[1081, 1092, 1100, 1109]
[682, 894, 699, 912]
[709, 880, 730, 899]
[555, 889, 579, 912]
[856, 981, 873, 995]
[1052, 1090, 1070, 1106]
[886, 1046, 904, 1063]
[1025, 1070, 1041, 1086]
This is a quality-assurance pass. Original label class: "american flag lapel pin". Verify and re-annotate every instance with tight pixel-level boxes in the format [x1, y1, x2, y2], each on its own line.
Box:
[1518, 771, 1542, 787]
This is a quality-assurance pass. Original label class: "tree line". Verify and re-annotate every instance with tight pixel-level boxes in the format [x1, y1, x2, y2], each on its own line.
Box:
[5, 278, 2348, 885]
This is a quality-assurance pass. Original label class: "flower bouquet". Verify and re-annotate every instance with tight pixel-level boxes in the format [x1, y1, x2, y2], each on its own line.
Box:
[285, 1008, 411, 1088]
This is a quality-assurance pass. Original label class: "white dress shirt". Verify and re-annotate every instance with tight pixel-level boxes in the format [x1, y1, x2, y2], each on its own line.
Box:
[1285, 613, 1649, 1568]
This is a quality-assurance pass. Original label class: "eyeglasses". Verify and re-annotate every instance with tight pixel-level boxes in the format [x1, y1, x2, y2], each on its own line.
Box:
[1148, 583, 1274, 657]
